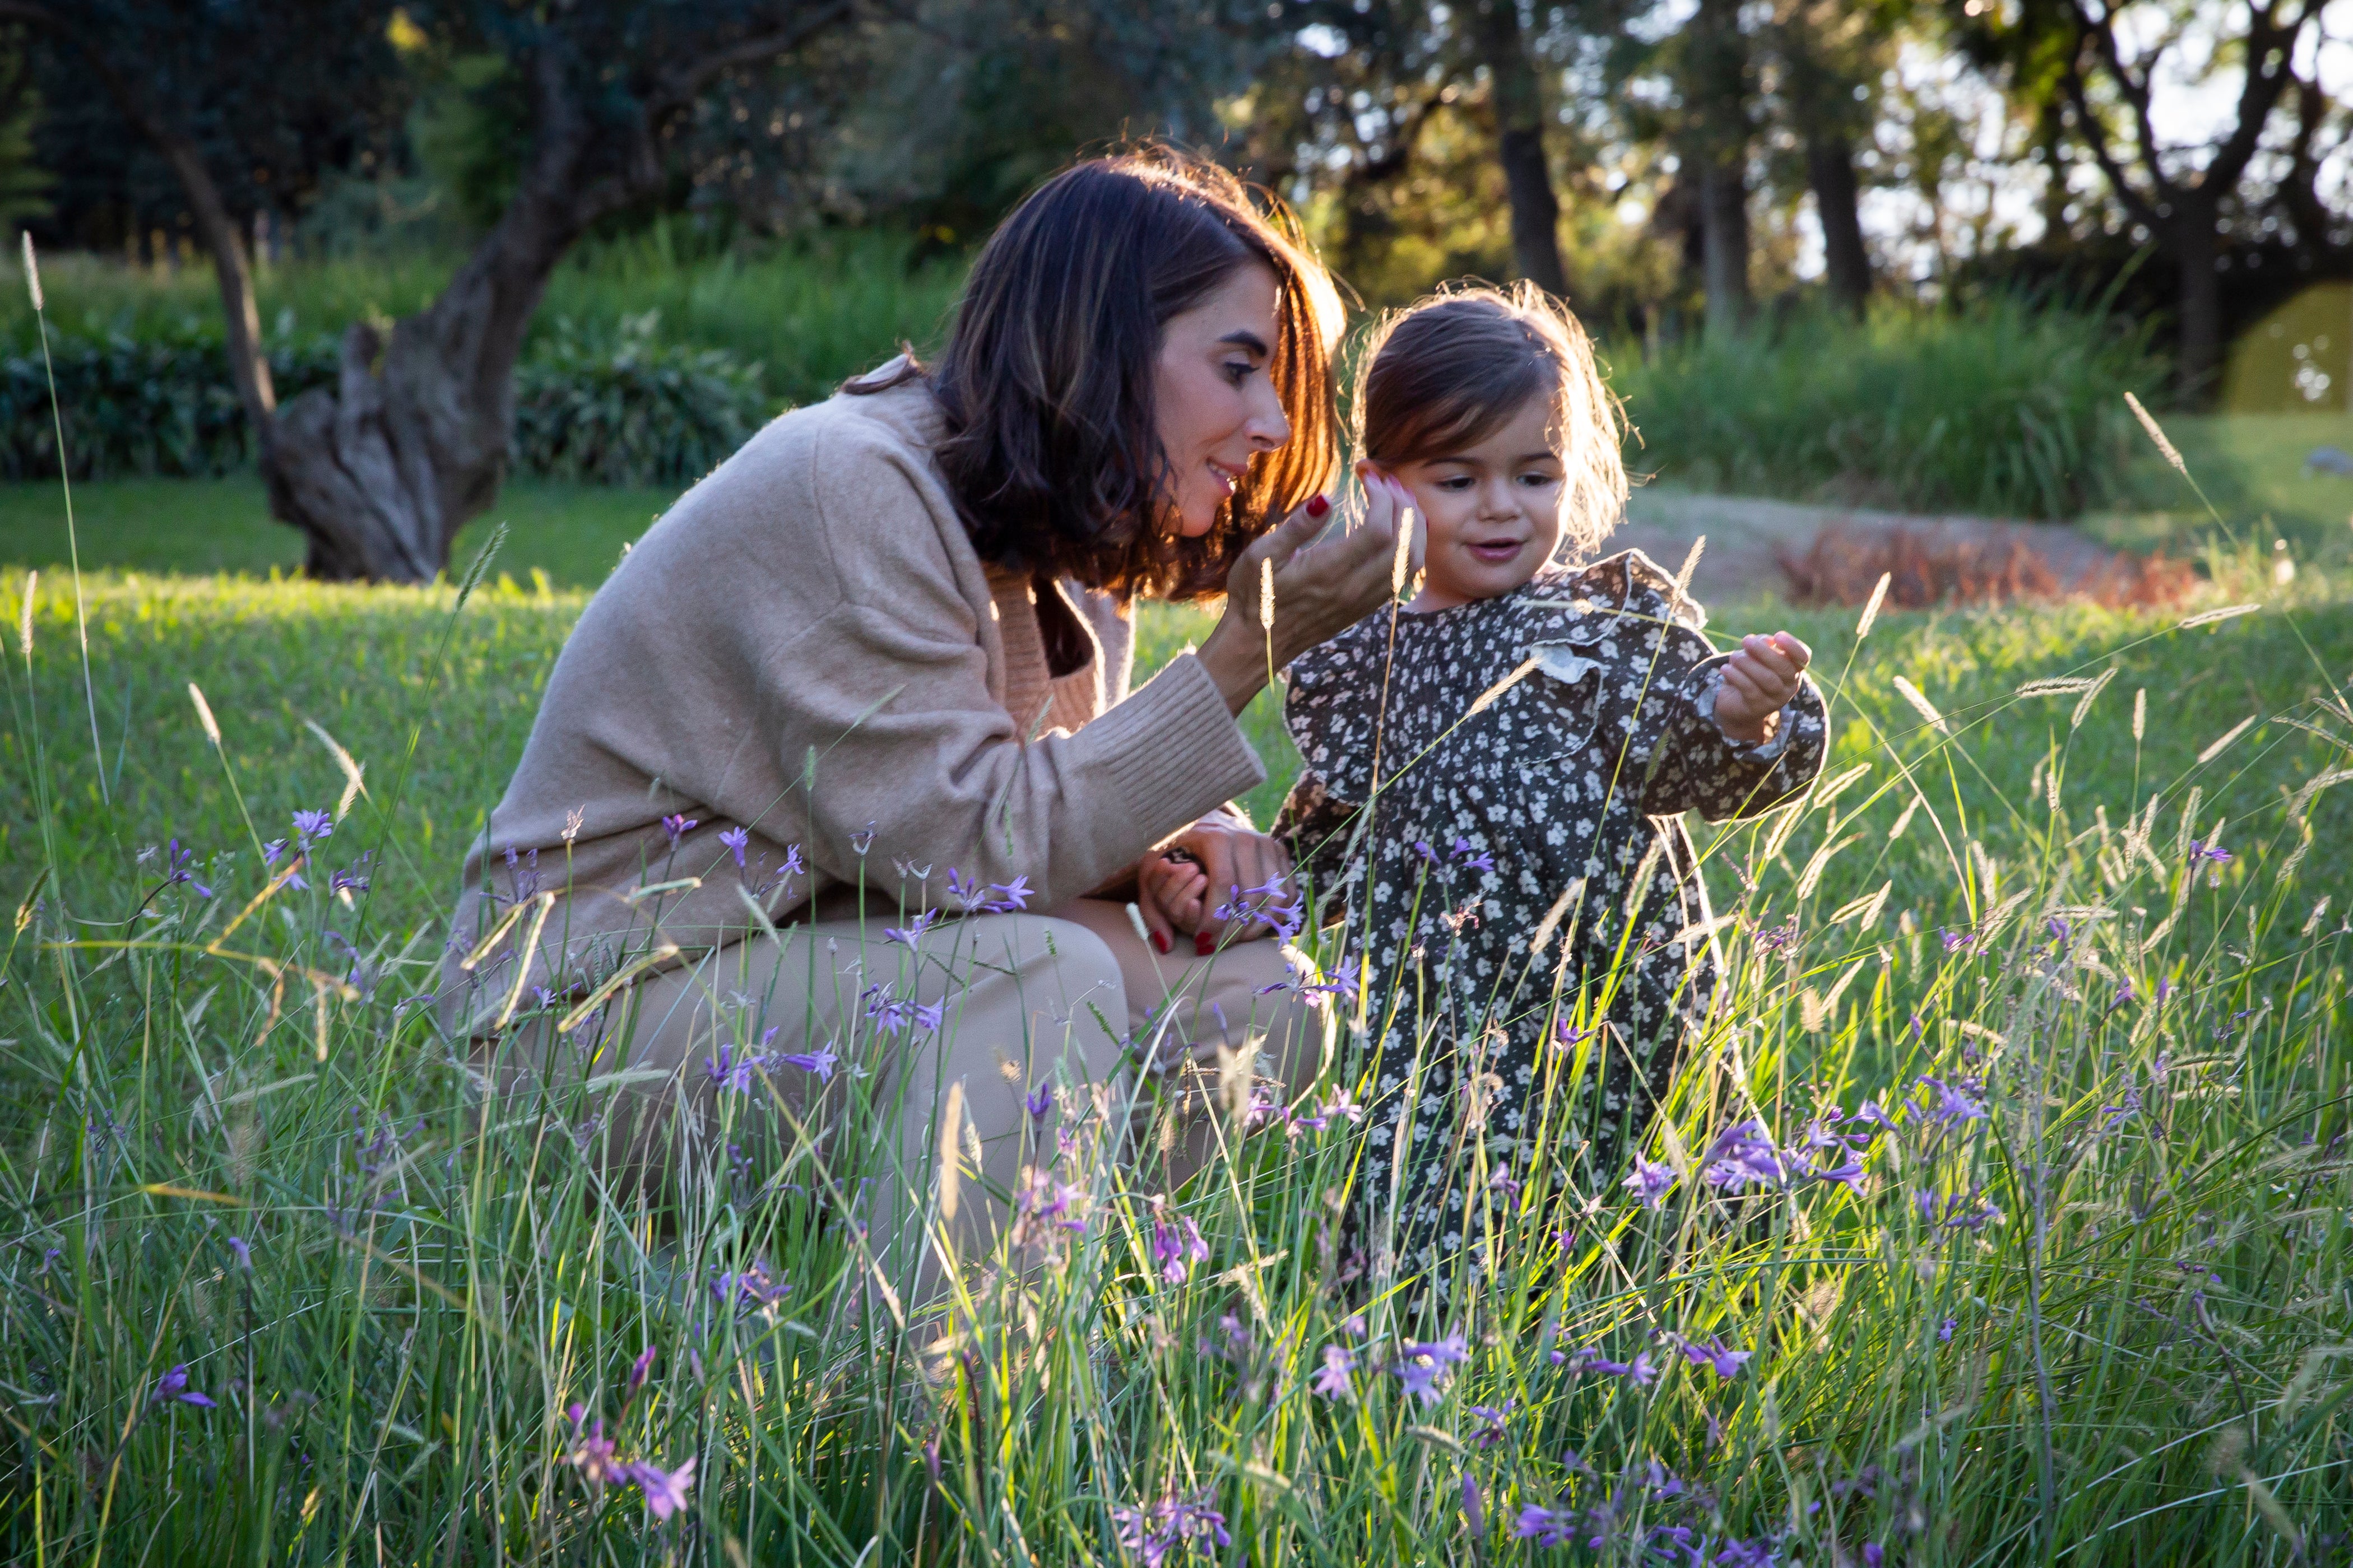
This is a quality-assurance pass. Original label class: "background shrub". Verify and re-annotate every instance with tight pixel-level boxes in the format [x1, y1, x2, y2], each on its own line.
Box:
[1611, 297, 2170, 519]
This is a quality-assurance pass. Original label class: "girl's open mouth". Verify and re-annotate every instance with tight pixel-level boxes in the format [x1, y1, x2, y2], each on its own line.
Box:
[1466, 539, 1524, 562]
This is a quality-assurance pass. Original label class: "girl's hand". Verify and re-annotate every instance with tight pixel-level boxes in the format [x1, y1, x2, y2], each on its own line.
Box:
[1196, 482, 1414, 715]
[1135, 850, 1209, 953]
[1714, 631, 1813, 743]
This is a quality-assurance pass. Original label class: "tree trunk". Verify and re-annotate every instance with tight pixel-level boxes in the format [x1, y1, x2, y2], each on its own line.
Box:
[263, 50, 606, 581]
[1806, 134, 1871, 315]
[2170, 204, 2222, 405]
[1700, 159, 1750, 337]
[1472, 0, 1568, 299]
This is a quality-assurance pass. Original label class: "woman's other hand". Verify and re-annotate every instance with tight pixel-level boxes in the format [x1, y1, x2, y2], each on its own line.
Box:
[1133, 814, 1294, 953]
[1135, 850, 1209, 953]
[1196, 481, 1414, 715]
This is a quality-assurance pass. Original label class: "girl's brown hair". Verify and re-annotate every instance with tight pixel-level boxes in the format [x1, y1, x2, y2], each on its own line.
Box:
[1354, 281, 1628, 564]
[851, 145, 1344, 601]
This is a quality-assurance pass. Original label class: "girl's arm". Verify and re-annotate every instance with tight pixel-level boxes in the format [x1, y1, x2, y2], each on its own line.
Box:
[1635, 649, 1830, 820]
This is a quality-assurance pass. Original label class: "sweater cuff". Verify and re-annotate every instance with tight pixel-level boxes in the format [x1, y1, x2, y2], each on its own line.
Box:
[1083, 651, 1266, 834]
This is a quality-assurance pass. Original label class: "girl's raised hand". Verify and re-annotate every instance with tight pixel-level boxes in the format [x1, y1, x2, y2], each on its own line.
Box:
[1713, 631, 1812, 743]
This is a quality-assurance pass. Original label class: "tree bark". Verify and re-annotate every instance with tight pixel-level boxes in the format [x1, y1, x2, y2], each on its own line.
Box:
[1700, 159, 1750, 337]
[2170, 203, 2223, 402]
[1472, 0, 1568, 299]
[1806, 134, 1871, 315]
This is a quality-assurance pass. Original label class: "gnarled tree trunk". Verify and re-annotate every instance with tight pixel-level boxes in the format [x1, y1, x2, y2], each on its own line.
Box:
[1472, 0, 1569, 300]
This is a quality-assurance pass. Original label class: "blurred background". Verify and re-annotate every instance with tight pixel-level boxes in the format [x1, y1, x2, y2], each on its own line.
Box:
[1, 0, 2350, 594]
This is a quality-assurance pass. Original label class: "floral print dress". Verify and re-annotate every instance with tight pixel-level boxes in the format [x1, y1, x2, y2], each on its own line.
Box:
[1273, 550, 1828, 1291]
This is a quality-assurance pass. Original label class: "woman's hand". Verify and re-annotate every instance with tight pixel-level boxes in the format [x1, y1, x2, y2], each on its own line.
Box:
[1195, 481, 1415, 715]
[1131, 815, 1294, 953]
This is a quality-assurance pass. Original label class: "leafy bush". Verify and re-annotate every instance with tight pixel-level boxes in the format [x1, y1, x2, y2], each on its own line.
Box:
[0, 313, 768, 487]
[1611, 297, 2170, 519]
[512, 313, 768, 485]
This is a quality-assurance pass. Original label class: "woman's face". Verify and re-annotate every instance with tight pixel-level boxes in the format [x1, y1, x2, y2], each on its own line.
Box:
[1154, 260, 1291, 539]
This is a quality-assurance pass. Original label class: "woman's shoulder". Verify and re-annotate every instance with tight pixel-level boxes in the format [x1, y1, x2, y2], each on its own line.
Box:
[615, 365, 968, 601]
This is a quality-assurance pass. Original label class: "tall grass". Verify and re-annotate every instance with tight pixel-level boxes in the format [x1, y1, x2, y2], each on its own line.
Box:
[1611, 300, 2170, 520]
[2, 536, 2350, 1564]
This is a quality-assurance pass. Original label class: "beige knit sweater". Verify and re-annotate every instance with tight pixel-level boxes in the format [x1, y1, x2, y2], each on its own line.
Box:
[440, 369, 1266, 1034]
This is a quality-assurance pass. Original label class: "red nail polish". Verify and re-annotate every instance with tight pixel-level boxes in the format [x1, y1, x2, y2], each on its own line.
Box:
[1153, 931, 1171, 955]
[1195, 932, 1215, 957]
[1305, 494, 1330, 518]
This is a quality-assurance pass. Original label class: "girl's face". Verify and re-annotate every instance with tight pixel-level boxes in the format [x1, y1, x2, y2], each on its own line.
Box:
[1375, 393, 1566, 611]
[1153, 260, 1291, 539]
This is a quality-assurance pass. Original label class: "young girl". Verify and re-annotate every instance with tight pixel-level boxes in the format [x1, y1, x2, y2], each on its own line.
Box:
[1274, 285, 1828, 1295]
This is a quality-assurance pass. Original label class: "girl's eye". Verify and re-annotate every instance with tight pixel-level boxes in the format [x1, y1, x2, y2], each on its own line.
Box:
[1222, 360, 1256, 386]
[1435, 475, 1474, 491]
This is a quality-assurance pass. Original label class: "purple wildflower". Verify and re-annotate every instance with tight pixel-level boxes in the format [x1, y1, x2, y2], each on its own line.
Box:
[1916, 1188, 2004, 1231]
[884, 909, 939, 948]
[1461, 1473, 1486, 1534]
[1312, 1344, 1354, 1399]
[704, 1043, 767, 1093]
[630, 1456, 697, 1520]
[717, 826, 749, 868]
[1393, 1334, 1470, 1407]
[1713, 1538, 1780, 1567]
[1024, 1085, 1053, 1121]
[162, 839, 214, 899]
[262, 837, 288, 867]
[1864, 1546, 1886, 1568]
[2188, 840, 2232, 864]
[1701, 1120, 1786, 1192]
[150, 1365, 216, 1408]
[1150, 1213, 1208, 1285]
[1624, 1156, 1677, 1208]
[1412, 840, 1439, 865]
[565, 1410, 626, 1485]
[848, 823, 876, 855]
[2155, 976, 2176, 1003]
[226, 1235, 251, 1270]
[776, 1046, 837, 1082]
[982, 876, 1033, 913]
[2045, 915, 2071, 944]
[1450, 836, 1496, 872]
[291, 808, 333, 844]
[1938, 1316, 1957, 1343]
[1916, 1075, 1988, 1130]
[913, 999, 944, 1033]
[1676, 1335, 1752, 1379]
[628, 1345, 656, 1396]
[1939, 927, 1976, 955]
[1112, 1487, 1231, 1567]
[1468, 1401, 1514, 1449]
[1514, 1503, 1579, 1548]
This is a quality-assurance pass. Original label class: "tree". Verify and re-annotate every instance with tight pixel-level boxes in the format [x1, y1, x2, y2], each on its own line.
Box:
[10, 0, 865, 580]
[1469, 0, 1569, 296]
[1975, 0, 2326, 400]
[1765, 0, 1901, 313]
[1682, 0, 1755, 335]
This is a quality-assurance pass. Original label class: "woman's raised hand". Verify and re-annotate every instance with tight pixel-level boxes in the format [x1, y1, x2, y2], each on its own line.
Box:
[1196, 482, 1413, 715]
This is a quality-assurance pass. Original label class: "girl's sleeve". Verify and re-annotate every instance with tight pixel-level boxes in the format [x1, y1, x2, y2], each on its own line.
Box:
[1637, 656, 1830, 820]
[1271, 636, 1377, 908]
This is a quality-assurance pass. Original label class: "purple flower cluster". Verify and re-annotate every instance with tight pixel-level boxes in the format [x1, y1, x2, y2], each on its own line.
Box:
[1111, 1486, 1231, 1567]
[1623, 1156, 1677, 1208]
[945, 868, 1033, 914]
[704, 1034, 838, 1091]
[862, 984, 945, 1036]
[151, 1364, 217, 1408]
[563, 1403, 698, 1520]
[1674, 1336, 1753, 1380]
[709, 1259, 791, 1310]
[1392, 1333, 1470, 1407]
[1915, 1188, 2004, 1231]
[1212, 877, 1305, 941]
[1565, 1347, 1658, 1387]
[1150, 1211, 1208, 1285]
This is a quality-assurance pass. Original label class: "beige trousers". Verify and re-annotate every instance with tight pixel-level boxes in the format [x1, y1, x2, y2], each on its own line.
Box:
[498, 899, 1319, 1303]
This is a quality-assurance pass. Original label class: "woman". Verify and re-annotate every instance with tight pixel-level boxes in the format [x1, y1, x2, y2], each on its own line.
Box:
[443, 147, 1406, 1297]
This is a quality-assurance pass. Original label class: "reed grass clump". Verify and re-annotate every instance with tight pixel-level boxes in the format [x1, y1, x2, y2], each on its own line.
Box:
[1, 441, 2350, 1564]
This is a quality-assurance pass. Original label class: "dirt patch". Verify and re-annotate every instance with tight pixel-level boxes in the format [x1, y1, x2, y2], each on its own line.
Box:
[1605, 487, 2187, 612]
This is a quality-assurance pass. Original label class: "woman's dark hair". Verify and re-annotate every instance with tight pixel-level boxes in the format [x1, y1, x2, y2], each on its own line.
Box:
[848, 145, 1343, 601]
[1356, 281, 1628, 565]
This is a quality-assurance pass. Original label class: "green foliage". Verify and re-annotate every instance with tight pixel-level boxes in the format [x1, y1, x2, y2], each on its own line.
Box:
[0, 314, 768, 488]
[1611, 298, 2170, 519]
[514, 313, 768, 486]
[406, 53, 527, 234]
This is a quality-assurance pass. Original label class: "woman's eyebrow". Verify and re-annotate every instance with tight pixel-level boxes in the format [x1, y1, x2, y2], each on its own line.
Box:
[1216, 329, 1270, 356]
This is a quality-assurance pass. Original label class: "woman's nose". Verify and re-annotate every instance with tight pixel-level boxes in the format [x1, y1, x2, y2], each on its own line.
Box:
[1245, 377, 1290, 452]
